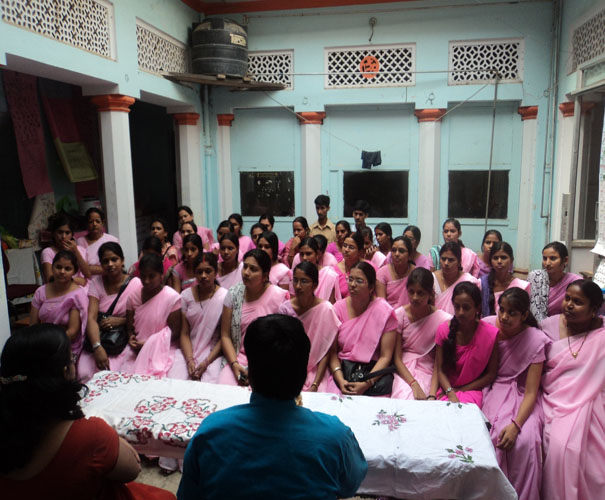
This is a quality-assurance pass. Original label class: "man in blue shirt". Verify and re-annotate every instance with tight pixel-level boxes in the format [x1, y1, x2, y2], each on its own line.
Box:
[177, 314, 368, 500]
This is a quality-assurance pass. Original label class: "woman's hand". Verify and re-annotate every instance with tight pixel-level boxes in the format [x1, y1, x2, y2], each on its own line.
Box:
[411, 383, 427, 400]
[61, 238, 78, 253]
[192, 358, 210, 379]
[447, 389, 461, 403]
[128, 334, 144, 351]
[232, 362, 249, 386]
[496, 423, 520, 450]
[365, 245, 378, 260]
[308, 383, 319, 392]
[186, 358, 198, 378]
[99, 315, 124, 331]
[93, 345, 110, 370]
[343, 380, 371, 395]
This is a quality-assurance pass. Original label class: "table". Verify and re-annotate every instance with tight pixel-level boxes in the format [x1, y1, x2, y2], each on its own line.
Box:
[82, 371, 517, 500]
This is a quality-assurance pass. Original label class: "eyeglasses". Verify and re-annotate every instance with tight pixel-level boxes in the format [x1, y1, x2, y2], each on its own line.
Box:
[292, 278, 313, 286]
[342, 243, 358, 251]
[346, 277, 367, 286]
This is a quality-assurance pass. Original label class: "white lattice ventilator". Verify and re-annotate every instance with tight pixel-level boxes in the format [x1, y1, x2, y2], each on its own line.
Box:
[0, 0, 115, 59]
[572, 8, 605, 71]
[136, 19, 188, 75]
[248, 50, 294, 89]
[448, 39, 524, 85]
[325, 43, 415, 89]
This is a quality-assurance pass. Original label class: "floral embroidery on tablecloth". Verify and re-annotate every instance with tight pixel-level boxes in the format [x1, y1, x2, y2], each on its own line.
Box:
[446, 445, 474, 463]
[373, 409, 406, 431]
[330, 395, 354, 403]
[83, 372, 159, 404]
[158, 421, 203, 447]
[446, 401, 464, 409]
[121, 415, 155, 445]
[179, 398, 217, 419]
[134, 396, 178, 414]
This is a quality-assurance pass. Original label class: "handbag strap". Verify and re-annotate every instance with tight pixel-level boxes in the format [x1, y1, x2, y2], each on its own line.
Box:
[357, 366, 396, 382]
[104, 276, 132, 316]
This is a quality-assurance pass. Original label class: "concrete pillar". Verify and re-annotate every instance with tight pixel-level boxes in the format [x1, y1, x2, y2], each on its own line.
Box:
[414, 108, 446, 254]
[297, 112, 326, 222]
[90, 94, 138, 267]
[217, 114, 235, 218]
[516, 105, 539, 271]
[173, 113, 204, 225]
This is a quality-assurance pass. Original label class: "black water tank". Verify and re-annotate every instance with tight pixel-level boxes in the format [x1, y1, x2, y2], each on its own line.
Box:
[192, 18, 248, 78]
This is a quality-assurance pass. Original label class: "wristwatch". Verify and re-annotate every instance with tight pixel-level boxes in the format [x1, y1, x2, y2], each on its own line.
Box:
[445, 386, 454, 394]
[92, 342, 102, 350]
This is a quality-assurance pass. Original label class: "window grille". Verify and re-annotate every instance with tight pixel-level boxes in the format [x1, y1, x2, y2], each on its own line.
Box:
[136, 21, 188, 75]
[248, 50, 293, 89]
[1, 0, 114, 59]
[572, 9, 605, 71]
[448, 39, 523, 85]
[325, 44, 415, 89]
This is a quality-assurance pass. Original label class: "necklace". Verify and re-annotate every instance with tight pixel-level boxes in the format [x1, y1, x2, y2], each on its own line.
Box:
[567, 333, 588, 359]
[197, 284, 216, 312]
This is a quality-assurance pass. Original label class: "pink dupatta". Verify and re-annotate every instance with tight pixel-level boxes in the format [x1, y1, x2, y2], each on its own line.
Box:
[435, 319, 498, 406]
[547, 272, 582, 316]
[541, 317, 605, 500]
[278, 300, 341, 391]
[461, 247, 480, 277]
[433, 272, 480, 315]
[377, 264, 410, 308]
[391, 308, 451, 399]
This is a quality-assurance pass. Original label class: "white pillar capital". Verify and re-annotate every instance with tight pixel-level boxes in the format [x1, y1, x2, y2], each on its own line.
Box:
[91, 94, 138, 267]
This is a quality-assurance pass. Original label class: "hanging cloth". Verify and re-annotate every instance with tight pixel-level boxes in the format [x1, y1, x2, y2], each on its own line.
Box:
[361, 150, 382, 170]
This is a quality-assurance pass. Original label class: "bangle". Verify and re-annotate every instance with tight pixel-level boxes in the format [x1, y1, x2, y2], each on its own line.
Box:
[408, 379, 418, 387]
[511, 418, 522, 433]
[91, 342, 102, 350]
[332, 366, 342, 374]
[310, 382, 319, 388]
[445, 386, 454, 395]
[426, 395, 436, 400]
[230, 360, 238, 367]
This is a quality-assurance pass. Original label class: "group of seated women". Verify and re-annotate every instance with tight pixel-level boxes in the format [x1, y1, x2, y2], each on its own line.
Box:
[24, 204, 604, 500]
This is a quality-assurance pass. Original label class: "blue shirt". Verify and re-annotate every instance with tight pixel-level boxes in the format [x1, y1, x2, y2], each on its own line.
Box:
[177, 393, 368, 500]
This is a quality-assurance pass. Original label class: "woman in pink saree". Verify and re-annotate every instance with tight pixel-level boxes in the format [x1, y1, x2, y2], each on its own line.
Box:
[392, 268, 451, 400]
[278, 262, 340, 392]
[376, 236, 416, 308]
[326, 220, 351, 263]
[326, 262, 397, 396]
[168, 253, 226, 382]
[291, 237, 340, 303]
[403, 225, 432, 270]
[78, 242, 142, 381]
[173, 234, 204, 292]
[216, 233, 243, 290]
[482, 288, 551, 500]
[442, 218, 479, 277]
[121, 254, 181, 375]
[218, 249, 289, 386]
[528, 241, 582, 321]
[76, 207, 119, 276]
[332, 232, 369, 299]
[257, 231, 291, 290]
[540, 279, 605, 500]
[433, 242, 480, 315]
[30, 250, 88, 356]
[433, 281, 498, 407]
[477, 229, 502, 278]
[172, 205, 213, 251]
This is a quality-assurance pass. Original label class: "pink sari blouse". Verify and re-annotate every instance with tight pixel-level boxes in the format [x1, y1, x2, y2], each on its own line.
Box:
[435, 319, 498, 406]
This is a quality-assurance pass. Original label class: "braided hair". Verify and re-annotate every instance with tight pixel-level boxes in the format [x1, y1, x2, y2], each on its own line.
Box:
[442, 281, 481, 372]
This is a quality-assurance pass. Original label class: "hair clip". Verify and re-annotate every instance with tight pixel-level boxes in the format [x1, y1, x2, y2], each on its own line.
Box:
[0, 374, 28, 385]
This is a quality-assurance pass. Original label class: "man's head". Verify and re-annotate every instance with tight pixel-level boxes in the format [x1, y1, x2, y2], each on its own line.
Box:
[314, 195, 330, 222]
[352, 200, 370, 228]
[244, 314, 310, 400]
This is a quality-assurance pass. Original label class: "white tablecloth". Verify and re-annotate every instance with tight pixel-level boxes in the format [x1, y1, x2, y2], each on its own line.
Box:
[82, 371, 517, 499]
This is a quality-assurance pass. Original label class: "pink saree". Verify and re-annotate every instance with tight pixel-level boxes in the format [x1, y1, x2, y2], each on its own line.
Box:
[278, 300, 341, 391]
[217, 262, 243, 290]
[413, 253, 432, 270]
[540, 315, 605, 500]
[174, 262, 196, 291]
[461, 247, 480, 277]
[391, 308, 451, 399]
[76, 233, 119, 267]
[493, 278, 530, 314]
[77, 277, 142, 381]
[326, 242, 343, 263]
[482, 317, 551, 500]
[433, 272, 480, 315]
[325, 297, 398, 394]
[167, 286, 227, 382]
[269, 263, 291, 287]
[547, 272, 582, 317]
[435, 319, 498, 406]
[32, 285, 88, 355]
[377, 264, 409, 308]
[121, 283, 181, 375]
[292, 266, 341, 301]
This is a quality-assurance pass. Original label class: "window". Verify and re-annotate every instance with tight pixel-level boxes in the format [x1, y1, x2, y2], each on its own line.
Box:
[343, 171, 408, 218]
[448, 171, 508, 219]
[240, 171, 294, 217]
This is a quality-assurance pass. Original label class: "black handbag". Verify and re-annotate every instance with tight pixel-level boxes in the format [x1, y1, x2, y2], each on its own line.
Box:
[84, 277, 131, 356]
[341, 360, 396, 396]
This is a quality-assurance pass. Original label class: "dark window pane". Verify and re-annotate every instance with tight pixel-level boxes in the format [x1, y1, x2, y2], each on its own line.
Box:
[343, 171, 408, 218]
[448, 171, 508, 219]
[240, 171, 295, 217]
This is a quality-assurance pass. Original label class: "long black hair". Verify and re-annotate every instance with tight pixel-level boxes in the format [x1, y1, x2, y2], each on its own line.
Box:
[443, 282, 481, 372]
[0, 324, 87, 474]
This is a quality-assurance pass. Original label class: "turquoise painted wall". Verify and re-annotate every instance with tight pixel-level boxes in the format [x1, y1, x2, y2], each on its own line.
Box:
[209, 0, 554, 267]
